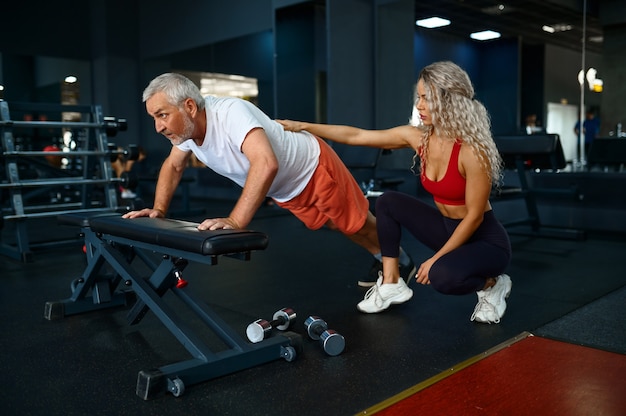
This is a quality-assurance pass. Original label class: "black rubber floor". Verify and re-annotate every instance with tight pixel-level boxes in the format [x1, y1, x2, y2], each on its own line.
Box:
[1, 201, 625, 415]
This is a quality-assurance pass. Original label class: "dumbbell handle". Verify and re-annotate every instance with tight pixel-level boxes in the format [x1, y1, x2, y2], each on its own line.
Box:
[246, 308, 296, 343]
[268, 315, 288, 328]
[310, 324, 324, 337]
[271, 308, 296, 331]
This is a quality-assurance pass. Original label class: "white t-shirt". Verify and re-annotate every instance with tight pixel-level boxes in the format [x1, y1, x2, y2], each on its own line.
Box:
[177, 96, 320, 202]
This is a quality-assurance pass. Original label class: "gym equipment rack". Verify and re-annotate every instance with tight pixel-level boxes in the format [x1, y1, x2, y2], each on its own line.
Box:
[0, 100, 127, 261]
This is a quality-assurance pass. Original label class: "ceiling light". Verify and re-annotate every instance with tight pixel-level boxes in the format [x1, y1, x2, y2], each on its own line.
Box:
[64, 76, 77, 83]
[543, 23, 573, 33]
[482, 4, 515, 15]
[470, 30, 501, 41]
[0, 85, 4, 91]
[416, 17, 451, 29]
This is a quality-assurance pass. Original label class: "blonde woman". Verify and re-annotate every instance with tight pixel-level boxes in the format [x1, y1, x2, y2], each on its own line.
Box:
[278, 61, 512, 323]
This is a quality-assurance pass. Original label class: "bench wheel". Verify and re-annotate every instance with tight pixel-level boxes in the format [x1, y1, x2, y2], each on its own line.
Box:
[281, 345, 297, 362]
[169, 377, 185, 397]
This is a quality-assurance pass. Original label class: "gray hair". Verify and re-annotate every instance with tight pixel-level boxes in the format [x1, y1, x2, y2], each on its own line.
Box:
[142, 73, 205, 110]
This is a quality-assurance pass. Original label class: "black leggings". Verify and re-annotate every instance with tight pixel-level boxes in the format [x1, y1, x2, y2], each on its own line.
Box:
[375, 191, 512, 295]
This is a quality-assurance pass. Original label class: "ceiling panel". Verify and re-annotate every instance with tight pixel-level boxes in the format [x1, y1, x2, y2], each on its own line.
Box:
[414, 0, 603, 54]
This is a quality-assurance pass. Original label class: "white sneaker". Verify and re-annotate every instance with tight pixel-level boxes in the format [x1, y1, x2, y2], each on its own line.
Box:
[470, 274, 512, 324]
[121, 189, 137, 199]
[357, 273, 413, 313]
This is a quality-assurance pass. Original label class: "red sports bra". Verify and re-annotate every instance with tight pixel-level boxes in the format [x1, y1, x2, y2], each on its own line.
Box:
[420, 141, 466, 206]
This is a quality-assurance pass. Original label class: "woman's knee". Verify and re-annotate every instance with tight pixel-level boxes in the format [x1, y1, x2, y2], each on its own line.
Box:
[430, 271, 485, 296]
[375, 191, 401, 213]
[429, 264, 465, 295]
[430, 276, 456, 295]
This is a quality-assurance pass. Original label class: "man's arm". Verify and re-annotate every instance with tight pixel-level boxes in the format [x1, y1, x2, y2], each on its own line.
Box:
[197, 128, 278, 230]
[123, 147, 190, 218]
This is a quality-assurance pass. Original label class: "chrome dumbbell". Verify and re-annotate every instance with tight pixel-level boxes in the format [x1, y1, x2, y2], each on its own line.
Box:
[246, 307, 296, 343]
[304, 315, 345, 356]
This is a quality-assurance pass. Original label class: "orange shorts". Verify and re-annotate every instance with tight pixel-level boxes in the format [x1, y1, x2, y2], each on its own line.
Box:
[275, 138, 369, 235]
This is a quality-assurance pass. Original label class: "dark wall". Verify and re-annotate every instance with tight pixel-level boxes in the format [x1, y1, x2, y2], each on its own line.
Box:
[168, 31, 276, 117]
[1, 55, 36, 102]
[374, 0, 416, 129]
[138, 0, 274, 59]
[274, 2, 318, 121]
[325, 0, 375, 128]
[475, 38, 520, 136]
[521, 44, 546, 131]
[414, 30, 480, 79]
[0, 0, 92, 60]
[414, 30, 520, 135]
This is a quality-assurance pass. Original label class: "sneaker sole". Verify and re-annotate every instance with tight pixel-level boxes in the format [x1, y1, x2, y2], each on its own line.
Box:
[357, 281, 377, 288]
[390, 290, 413, 305]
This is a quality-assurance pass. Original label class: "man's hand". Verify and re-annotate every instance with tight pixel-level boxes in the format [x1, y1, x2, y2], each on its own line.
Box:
[197, 217, 240, 231]
[122, 208, 165, 219]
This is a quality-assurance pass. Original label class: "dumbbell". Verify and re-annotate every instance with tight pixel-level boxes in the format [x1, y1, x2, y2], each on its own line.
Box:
[108, 143, 140, 162]
[304, 316, 345, 356]
[103, 116, 128, 137]
[119, 171, 139, 190]
[246, 308, 296, 343]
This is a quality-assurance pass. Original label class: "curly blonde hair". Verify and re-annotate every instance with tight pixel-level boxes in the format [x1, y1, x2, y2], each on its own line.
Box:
[409, 61, 503, 186]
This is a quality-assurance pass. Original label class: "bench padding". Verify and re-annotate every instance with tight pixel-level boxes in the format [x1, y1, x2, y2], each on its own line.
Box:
[59, 212, 268, 256]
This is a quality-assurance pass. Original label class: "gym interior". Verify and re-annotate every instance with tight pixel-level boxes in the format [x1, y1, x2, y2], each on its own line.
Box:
[1, 1, 625, 415]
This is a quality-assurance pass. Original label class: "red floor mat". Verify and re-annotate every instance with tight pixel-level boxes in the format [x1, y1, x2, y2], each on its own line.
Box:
[361, 333, 626, 416]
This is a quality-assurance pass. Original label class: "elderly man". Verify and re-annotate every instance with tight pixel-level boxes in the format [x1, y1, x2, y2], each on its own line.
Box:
[124, 73, 415, 307]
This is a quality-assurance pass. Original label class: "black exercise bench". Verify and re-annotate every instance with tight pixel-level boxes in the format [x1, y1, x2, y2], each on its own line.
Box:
[587, 137, 626, 172]
[44, 213, 301, 399]
[493, 134, 585, 240]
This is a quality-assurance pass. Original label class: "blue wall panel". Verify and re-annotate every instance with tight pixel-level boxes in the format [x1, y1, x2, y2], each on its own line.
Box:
[413, 30, 520, 135]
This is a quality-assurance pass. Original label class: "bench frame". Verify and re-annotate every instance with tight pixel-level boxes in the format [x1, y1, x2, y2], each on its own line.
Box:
[45, 214, 301, 399]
